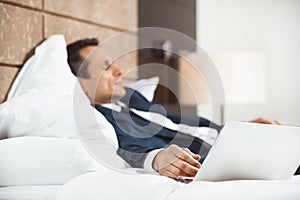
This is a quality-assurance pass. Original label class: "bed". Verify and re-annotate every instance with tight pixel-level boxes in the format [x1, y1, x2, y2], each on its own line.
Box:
[0, 35, 300, 200]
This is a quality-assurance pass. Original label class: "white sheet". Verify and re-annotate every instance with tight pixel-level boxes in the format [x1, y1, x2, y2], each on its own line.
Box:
[1, 175, 299, 200]
[50, 171, 300, 200]
[50, 171, 182, 200]
[168, 176, 300, 200]
[0, 185, 61, 200]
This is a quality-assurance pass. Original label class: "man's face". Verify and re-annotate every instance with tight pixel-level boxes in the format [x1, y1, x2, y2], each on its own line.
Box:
[79, 46, 126, 104]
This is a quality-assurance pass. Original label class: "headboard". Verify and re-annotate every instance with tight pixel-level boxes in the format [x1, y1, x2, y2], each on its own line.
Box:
[0, 0, 138, 103]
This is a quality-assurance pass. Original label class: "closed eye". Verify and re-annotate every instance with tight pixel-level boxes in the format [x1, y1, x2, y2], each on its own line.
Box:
[104, 59, 113, 66]
[102, 59, 113, 70]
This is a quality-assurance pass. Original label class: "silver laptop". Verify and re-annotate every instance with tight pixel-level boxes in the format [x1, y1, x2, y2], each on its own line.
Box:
[193, 121, 300, 182]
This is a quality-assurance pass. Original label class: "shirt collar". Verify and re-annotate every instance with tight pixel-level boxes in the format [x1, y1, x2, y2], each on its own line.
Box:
[101, 101, 126, 112]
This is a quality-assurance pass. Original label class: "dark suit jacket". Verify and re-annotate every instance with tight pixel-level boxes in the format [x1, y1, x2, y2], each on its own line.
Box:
[95, 88, 222, 168]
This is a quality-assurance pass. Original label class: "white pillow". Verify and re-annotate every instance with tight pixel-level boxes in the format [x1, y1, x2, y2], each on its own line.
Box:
[126, 76, 159, 102]
[0, 35, 119, 148]
[0, 34, 157, 142]
[0, 137, 101, 186]
[7, 35, 74, 99]
[0, 35, 128, 181]
[0, 35, 76, 139]
[0, 35, 159, 172]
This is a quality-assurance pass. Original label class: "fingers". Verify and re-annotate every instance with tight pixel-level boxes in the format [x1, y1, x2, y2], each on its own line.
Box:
[153, 145, 201, 179]
[160, 164, 192, 179]
[171, 157, 200, 177]
[160, 168, 179, 179]
[274, 120, 283, 125]
[170, 145, 201, 168]
[183, 148, 201, 160]
[251, 117, 273, 124]
[249, 117, 283, 125]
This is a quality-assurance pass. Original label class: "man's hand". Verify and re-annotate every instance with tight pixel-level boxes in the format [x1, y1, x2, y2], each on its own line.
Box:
[152, 144, 201, 179]
[249, 117, 282, 125]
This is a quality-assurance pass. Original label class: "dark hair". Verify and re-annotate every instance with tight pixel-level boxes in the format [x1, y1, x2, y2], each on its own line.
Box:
[67, 38, 99, 78]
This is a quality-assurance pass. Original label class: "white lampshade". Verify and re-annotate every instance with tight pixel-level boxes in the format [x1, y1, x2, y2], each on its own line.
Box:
[212, 52, 266, 104]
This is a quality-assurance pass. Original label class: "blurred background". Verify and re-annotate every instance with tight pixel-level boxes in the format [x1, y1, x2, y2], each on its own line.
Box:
[197, 0, 300, 126]
[138, 0, 300, 126]
[1, 0, 299, 125]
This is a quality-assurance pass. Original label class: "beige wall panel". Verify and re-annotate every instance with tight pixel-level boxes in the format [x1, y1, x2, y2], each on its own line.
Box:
[179, 57, 211, 105]
[1, 0, 42, 9]
[0, 66, 19, 103]
[44, 14, 119, 44]
[0, 3, 43, 65]
[44, 0, 137, 30]
[44, 14, 137, 78]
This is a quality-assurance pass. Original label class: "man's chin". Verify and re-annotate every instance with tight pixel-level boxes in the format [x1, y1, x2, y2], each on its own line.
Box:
[112, 89, 126, 101]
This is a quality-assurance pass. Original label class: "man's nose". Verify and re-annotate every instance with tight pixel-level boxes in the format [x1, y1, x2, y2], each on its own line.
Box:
[112, 65, 124, 76]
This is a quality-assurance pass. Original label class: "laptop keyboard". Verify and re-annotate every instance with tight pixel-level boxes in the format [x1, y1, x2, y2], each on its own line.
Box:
[176, 177, 193, 184]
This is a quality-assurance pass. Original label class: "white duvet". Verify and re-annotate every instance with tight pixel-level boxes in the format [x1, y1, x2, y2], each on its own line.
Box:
[1, 137, 300, 200]
[0, 186, 60, 200]
[51, 171, 300, 200]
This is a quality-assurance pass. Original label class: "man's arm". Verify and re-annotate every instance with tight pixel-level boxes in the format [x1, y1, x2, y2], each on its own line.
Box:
[117, 148, 150, 168]
[117, 144, 202, 179]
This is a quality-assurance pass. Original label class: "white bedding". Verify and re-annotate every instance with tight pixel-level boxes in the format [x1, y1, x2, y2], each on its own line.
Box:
[50, 171, 300, 200]
[0, 185, 61, 200]
[1, 173, 300, 200]
[0, 137, 101, 186]
[168, 177, 300, 200]
[1, 136, 299, 200]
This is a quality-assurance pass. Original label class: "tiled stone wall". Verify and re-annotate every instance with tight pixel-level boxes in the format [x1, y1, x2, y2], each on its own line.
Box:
[0, 65, 19, 101]
[2, 0, 42, 9]
[0, 3, 43, 65]
[44, 0, 136, 30]
[0, 0, 137, 103]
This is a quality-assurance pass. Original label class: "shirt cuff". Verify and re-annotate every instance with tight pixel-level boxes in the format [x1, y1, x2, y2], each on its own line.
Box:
[143, 148, 164, 172]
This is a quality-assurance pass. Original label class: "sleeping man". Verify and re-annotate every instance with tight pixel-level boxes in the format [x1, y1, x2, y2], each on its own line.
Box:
[66, 38, 296, 179]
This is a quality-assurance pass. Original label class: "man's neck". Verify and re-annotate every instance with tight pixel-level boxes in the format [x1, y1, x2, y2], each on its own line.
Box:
[94, 99, 118, 105]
